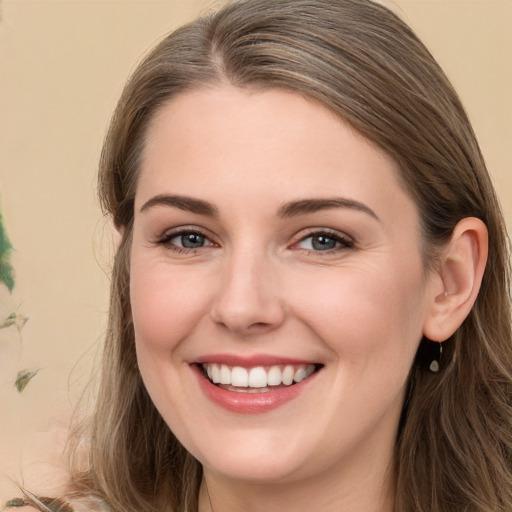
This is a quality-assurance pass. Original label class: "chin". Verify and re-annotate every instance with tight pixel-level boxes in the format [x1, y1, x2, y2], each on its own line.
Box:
[190, 429, 320, 484]
[203, 453, 307, 484]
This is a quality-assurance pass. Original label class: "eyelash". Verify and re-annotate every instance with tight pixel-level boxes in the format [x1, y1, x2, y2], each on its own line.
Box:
[155, 228, 354, 255]
[294, 229, 354, 254]
[155, 229, 216, 254]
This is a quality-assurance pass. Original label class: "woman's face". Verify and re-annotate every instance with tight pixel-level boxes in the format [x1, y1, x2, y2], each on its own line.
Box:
[130, 86, 436, 485]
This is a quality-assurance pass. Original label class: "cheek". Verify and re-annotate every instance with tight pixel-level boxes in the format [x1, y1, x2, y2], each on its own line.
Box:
[292, 261, 427, 366]
[129, 257, 213, 354]
[129, 257, 213, 429]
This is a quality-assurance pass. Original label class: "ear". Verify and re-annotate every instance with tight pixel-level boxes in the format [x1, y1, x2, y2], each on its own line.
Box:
[114, 222, 125, 242]
[110, 220, 127, 252]
[423, 217, 488, 342]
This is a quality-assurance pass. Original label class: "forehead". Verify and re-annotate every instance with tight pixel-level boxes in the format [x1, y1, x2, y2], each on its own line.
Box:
[137, 85, 416, 225]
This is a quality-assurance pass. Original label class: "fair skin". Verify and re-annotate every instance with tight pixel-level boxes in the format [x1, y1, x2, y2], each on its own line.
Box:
[129, 86, 487, 512]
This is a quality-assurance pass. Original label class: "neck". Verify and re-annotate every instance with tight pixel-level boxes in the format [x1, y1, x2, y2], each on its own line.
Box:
[198, 448, 395, 512]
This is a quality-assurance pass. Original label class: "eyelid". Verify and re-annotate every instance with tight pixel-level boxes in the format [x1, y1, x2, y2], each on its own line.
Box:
[152, 225, 353, 253]
[291, 228, 354, 251]
[154, 226, 217, 250]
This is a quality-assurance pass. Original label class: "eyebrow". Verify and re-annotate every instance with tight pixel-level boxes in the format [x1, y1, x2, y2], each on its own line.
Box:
[140, 194, 218, 216]
[277, 198, 379, 221]
[139, 194, 378, 221]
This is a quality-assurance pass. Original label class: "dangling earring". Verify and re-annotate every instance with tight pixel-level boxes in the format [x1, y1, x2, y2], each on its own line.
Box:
[429, 343, 443, 373]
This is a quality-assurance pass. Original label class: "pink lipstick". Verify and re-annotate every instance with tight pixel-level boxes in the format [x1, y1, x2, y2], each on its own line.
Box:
[191, 355, 321, 414]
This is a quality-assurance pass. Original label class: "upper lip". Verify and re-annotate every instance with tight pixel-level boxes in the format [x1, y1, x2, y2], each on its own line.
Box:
[194, 354, 320, 367]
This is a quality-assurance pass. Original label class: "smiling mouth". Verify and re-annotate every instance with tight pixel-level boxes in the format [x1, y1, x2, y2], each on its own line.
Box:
[200, 363, 321, 393]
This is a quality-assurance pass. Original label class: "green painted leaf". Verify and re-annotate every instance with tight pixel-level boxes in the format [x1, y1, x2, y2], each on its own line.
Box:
[15, 369, 40, 393]
[5, 498, 27, 507]
[10, 488, 76, 512]
[0, 311, 29, 330]
[0, 211, 15, 293]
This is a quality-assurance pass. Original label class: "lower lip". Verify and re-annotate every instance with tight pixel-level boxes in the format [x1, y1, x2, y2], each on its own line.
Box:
[192, 365, 318, 414]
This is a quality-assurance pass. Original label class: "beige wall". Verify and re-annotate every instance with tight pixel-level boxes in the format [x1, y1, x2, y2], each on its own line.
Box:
[0, 0, 510, 501]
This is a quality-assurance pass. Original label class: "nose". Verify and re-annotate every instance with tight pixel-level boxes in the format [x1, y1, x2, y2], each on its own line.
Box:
[210, 250, 286, 336]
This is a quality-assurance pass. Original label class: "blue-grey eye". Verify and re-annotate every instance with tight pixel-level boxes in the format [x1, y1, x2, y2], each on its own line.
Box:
[179, 233, 207, 248]
[297, 232, 351, 251]
[310, 234, 337, 250]
[165, 231, 212, 249]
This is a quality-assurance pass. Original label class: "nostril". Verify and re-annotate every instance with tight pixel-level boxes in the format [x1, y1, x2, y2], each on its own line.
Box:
[247, 322, 272, 330]
[210, 308, 284, 335]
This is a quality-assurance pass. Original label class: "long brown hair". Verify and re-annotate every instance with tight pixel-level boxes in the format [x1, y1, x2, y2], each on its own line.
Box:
[69, 1, 512, 510]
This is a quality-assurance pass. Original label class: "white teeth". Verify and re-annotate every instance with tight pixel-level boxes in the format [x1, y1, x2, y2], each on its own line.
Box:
[294, 366, 307, 382]
[220, 364, 231, 385]
[248, 367, 267, 388]
[202, 363, 316, 389]
[282, 365, 295, 385]
[267, 366, 282, 386]
[231, 366, 249, 387]
[211, 364, 221, 384]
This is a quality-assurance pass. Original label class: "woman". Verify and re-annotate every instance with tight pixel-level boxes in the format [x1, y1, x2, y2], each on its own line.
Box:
[15, 0, 509, 511]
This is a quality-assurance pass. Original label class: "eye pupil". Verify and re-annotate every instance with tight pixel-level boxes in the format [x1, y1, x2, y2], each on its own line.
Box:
[312, 235, 336, 250]
[181, 233, 205, 248]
